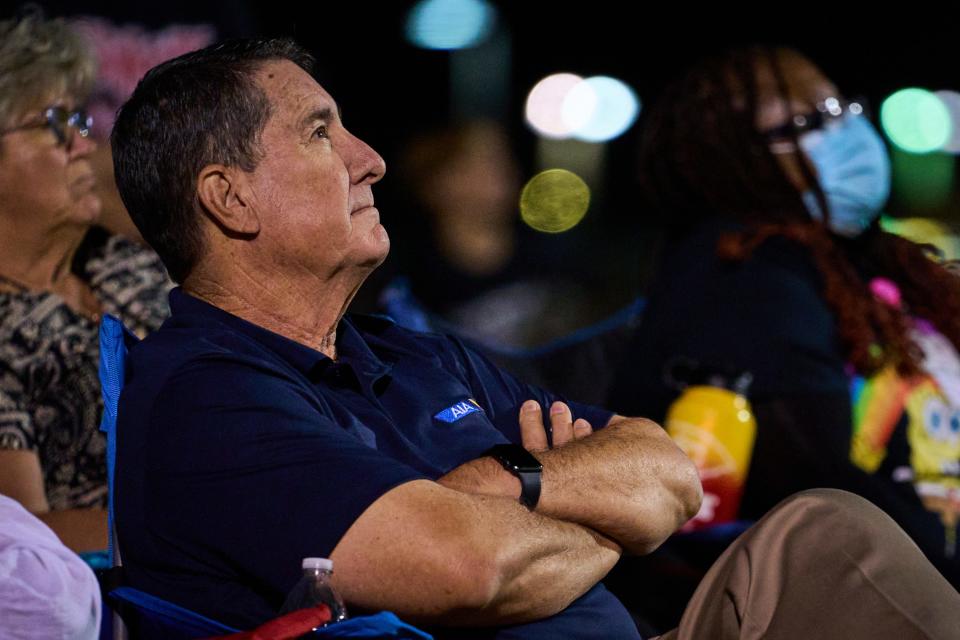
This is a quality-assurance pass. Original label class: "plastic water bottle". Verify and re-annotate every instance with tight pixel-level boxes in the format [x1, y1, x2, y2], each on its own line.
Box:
[279, 558, 348, 625]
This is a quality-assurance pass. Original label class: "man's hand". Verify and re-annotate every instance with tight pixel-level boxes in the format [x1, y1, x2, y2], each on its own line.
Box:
[519, 400, 592, 451]
[534, 413, 702, 555]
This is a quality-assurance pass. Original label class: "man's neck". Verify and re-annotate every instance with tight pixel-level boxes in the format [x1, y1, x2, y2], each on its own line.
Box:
[184, 263, 366, 360]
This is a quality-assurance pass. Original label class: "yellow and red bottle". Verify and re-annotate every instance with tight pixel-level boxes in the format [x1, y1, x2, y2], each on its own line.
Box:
[665, 371, 756, 532]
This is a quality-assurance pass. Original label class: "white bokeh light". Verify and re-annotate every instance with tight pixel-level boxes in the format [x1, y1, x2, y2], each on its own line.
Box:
[563, 76, 640, 142]
[525, 73, 584, 139]
[935, 90, 960, 154]
[560, 80, 599, 136]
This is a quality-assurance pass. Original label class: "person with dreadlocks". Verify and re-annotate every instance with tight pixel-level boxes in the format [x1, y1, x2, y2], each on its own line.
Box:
[609, 46, 960, 588]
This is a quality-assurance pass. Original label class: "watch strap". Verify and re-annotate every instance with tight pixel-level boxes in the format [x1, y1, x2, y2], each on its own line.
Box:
[515, 468, 541, 510]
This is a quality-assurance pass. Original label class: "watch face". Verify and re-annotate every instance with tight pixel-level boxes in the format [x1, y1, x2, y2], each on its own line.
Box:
[490, 444, 542, 473]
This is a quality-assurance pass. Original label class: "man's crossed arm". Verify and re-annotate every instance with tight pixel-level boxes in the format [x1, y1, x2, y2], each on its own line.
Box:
[329, 402, 702, 627]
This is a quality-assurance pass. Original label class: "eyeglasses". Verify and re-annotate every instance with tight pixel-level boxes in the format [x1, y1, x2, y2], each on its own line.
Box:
[0, 106, 93, 150]
[765, 97, 868, 154]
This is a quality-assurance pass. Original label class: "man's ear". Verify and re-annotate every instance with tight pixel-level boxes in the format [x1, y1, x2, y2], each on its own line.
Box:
[196, 164, 261, 236]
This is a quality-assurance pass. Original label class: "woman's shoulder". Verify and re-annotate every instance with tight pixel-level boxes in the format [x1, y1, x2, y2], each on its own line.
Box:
[79, 229, 169, 283]
[77, 228, 172, 333]
[0, 289, 65, 347]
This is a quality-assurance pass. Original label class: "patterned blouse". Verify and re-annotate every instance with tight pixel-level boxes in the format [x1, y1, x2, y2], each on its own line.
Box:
[0, 230, 171, 510]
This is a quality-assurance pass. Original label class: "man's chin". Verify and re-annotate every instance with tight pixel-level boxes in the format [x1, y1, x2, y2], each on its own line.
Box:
[365, 231, 390, 269]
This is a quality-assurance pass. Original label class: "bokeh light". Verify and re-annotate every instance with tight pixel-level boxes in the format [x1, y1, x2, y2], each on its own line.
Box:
[561, 76, 640, 142]
[405, 0, 496, 50]
[519, 169, 591, 233]
[880, 88, 952, 153]
[935, 90, 960, 154]
[526, 74, 640, 142]
[525, 73, 584, 139]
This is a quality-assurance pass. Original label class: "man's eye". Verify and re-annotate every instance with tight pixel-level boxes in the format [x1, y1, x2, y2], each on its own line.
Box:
[313, 125, 329, 140]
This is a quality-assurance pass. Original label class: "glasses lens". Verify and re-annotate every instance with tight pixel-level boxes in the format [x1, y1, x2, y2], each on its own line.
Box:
[43, 107, 93, 148]
[68, 110, 93, 138]
[44, 107, 70, 145]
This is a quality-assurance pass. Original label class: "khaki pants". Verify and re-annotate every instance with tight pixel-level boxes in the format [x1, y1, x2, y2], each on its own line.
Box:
[654, 489, 960, 640]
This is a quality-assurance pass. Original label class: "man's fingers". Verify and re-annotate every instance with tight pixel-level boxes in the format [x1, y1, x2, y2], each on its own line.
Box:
[550, 401, 575, 447]
[519, 400, 549, 451]
[573, 418, 593, 439]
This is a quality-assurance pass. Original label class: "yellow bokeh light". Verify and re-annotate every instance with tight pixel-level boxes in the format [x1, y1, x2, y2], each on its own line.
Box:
[519, 169, 591, 233]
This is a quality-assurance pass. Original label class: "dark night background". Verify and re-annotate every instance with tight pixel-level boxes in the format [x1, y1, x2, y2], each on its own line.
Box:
[8, 1, 960, 316]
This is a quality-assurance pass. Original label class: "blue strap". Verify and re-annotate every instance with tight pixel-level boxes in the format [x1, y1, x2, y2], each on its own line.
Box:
[307, 612, 432, 638]
[98, 315, 137, 560]
[110, 587, 433, 639]
[108, 586, 240, 635]
[380, 276, 645, 358]
[488, 297, 645, 359]
[378, 277, 433, 333]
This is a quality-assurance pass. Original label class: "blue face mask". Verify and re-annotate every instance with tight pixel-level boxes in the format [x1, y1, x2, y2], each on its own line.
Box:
[799, 114, 891, 237]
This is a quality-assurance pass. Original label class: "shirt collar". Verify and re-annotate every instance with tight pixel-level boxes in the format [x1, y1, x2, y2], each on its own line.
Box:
[168, 287, 393, 381]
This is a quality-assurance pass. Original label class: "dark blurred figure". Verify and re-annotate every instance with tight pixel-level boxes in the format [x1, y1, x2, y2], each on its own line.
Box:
[609, 46, 960, 594]
[389, 120, 595, 348]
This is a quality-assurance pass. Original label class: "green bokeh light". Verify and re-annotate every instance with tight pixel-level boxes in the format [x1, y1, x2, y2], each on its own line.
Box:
[880, 88, 952, 154]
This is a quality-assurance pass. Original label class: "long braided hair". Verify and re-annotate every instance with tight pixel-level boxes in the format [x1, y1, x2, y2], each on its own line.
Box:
[639, 46, 960, 377]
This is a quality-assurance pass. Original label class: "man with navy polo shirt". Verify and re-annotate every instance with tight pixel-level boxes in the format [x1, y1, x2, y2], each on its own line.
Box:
[110, 37, 699, 639]
[110, 38, 960, 640]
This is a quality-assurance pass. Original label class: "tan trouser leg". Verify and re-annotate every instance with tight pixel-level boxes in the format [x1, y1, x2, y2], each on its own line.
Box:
[654, 489, 960, 640]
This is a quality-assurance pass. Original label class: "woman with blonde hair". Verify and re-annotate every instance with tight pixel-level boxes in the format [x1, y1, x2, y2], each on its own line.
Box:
[0, 9, 169, 552]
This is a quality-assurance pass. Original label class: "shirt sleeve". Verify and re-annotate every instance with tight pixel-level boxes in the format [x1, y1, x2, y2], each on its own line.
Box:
[441, 336, 614, 445]
[0, 495, 102, 639]
[0, 368, 34, 451]
[139, 354, 429, 597]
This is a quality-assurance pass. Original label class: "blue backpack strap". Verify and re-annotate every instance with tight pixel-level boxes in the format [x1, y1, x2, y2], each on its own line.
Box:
[98, 315, 139, 561]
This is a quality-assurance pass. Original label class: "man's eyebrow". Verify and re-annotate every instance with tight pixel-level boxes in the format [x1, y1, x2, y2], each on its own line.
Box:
[298, 105, 343, 130]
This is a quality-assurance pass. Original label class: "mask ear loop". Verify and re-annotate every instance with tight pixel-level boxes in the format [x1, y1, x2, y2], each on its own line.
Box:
[765, 47, 831, 228]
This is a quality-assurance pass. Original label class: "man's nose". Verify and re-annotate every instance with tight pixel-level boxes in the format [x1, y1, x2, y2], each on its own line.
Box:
[347, 132, 386, 186]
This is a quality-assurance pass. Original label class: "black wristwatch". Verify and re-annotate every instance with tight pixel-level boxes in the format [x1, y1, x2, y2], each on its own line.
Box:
[484, 444, 542, 510]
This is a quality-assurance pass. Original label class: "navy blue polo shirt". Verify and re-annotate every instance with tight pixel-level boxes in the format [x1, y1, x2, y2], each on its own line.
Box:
[115, 288, 639, 639]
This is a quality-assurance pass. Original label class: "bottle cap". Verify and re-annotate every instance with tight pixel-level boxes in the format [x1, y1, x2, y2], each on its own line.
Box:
[302, 557, 333, 571]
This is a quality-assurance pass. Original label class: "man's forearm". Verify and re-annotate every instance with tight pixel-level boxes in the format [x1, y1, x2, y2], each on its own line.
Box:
[537, 416, 702, 554]
[457, 493, 622, 625]
[440, 415, 702, 555]
[332, 479, 620, 627]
